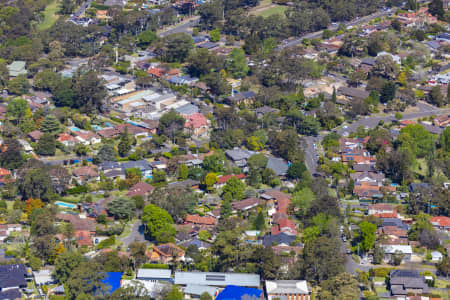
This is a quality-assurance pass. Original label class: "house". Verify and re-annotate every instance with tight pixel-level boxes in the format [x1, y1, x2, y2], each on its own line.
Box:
[225, 148, 256, 168]
[7, 61, 27, 77]
[184, 214, 217, 227]
[0, 224, 21, 241]
[121, 160, 153, 178]
[359, 58, 376, 72]
[73, 166, 99, 183]
[430, 216, 450, 231]
[168, 75, 198, 86]
[197, 42, 219, 50]
[0, 264, 28, 292]
[115, 123, 149, 138]
[339, 137, 365, 152]
[382, 245, 413, 263]
[436, 32, 450, 43]
[255, 106, 279, 119]
[96, 10, 110, 20]
[148, 243, 185, 264]
[33, 269, 56, 286]
[431, 251, 443, 262]
[368, 203, 396, 216]
[263, 232, 296, 247]
[174, 272, 260, 288]
[434, 114, 450, 127]
[350, 171, 385, 184]
[215, 286, 263, 300]
[225, 91, 256, 106]
[184, 113, 209, 137]
[56, 213, 97, 232]
[266, 156, 289, 176]
[57, 133, 77, 147]
[179, 238, 212, 251]
[214, 174, 246, 189]
[0, 168, 13, 186]
[74, 131, 101, 145]
[409, 183, 431, 193]
[104, 0, 128, 6]
[389, 270, 429, 296]
[127, 182, 154, 197]
[27, 130, 43, 142]
[183, 284, 217, 299]
[341, 149, 376, 164]
[136, 269, 172, 282]
[337, 87, 370, 100]
[377, 51, 401, 64]
[98, 127, 121, 138]
[75, 230, 93, 247]
[232, 198, 260, 214]
[271, 219, 297, 236]
[266, 280, 310, 300]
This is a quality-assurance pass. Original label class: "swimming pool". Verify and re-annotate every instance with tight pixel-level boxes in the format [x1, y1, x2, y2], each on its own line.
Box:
[69, 126, 80, 132]
[55, 201, 77, 209]
[92, 125, 103, 131]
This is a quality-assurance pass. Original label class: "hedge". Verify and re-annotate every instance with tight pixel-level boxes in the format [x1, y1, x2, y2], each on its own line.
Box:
[142, 263, 169, 269]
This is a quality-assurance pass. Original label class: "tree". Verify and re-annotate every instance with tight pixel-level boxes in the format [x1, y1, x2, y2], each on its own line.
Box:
[142, 204, 176, 243]
[380, 81, 396, 103]
[222, 176, 245, 200]
[292, 187, 316, 218]
[437, 257, 450, 277]
[179, 164, 188, 180]
[200, 292, 213, 300]
[187, 48, 225, 77]
[8, 75, 30, 95]
[441, 127, 450, 152]
[29, 256, 42, 271]
[25, 198, 44, 214]
[287, 162, 307, 181]
[158, 110, 185, 142]
[429, 85, 446, 107]
[107, 197, 136, 220]
[247, 153, 268, 187]
[220, 199, 232, 218]
[373, 244, 384, 264]
[253, 211, 265, 230]
[0, 59, 8, 89]
[36, 133, 56, 156]
[390, 250, 404, 266]
[129, 241, 147, 268]
[66, 262, 107, 300]
[204, 71, 232, 96]
[429, 0, 445, 18]
[226, 48, 249, 79]
[96, 144, 117, 162]
[198, 230, 211, 241]
[39, 115, 60, 134]
[59, 0, 76, 14]
[19, 168, 54, 202]
[74, 144, 89, 156]
[72, 69, 107, 114]
[398, 124, 434, 158]
[6, 97, 30, 125]
[156, 33, 193, 63]
[152, 169, 167, 185]
[118, 128, 132, 157]
[137, 30, 157, 49]
[0, 138, 24, 169]
[204, 173, 218, 191]
[321, 273, 359, 300]
[359, 221, 376, 252]
[148, 186, 196, 220]
[209, 28, 220, 42]
[54, 250, 84, 284]
[372, 55, 399, 80]
[164, 286, 183, 300]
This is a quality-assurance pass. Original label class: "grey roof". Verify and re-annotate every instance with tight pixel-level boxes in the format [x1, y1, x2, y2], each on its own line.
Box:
[99, 161, 121, 171]
[350, 171, 384, 182]
[390, 269, 420, 278]
[197, 42, 219, 49]
[8, 61, 27, 77]
[255, 106, 279, 115]
[263, 233, 296, 247]
[0, 289, 22, 300]
[409, 182, 431, 193]
[353, 164, 376, 172]
[175, 103, 199, 115]
[104, 0, 127, 6]
[338, 87, 370, 99]
[382, 218, 408, 230]
[121, 160, 152, 171]
[180, 238, 212, 250]
[0, 264, 27, 289]
[168, 179, 199, 188]
[427, 41, 441, 50]
[174, 272, 260, 287]
[266, 156, 288, 176]
[265, 280, 309, 295]
[225, 148, 256, 162]
[137, 269, 172, 280]
[226, 91, 256, 102]
[437, 32, 450, 40]
[360, 58, 376, 66]
[184, 284, 217, 296]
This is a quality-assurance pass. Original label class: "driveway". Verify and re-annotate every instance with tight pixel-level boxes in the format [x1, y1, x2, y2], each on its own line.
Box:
[120, 220, 148, 248]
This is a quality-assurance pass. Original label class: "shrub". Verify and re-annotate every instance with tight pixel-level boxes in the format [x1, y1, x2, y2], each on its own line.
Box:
[97, 236, 116, 249]
[142, 263, 169, 269]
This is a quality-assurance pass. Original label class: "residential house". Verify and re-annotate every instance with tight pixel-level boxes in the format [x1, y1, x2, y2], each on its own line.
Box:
[430, 216, 450, 231]
[0, 224, 21, 242]
[27, 130, 43, 142]
[339, 137, 366, 152]
[73, 166, 99, 183]
[337, 87, 370, 101]
[33, 269, 55, 286]
[148, 243, 185, 264]
[7, 61, 27, 77]
[214, 174, 246, 189]
[174, 272, 260, 288]
[115, 123, 149, 138]
[75, 230, 93, 247]
[98, 127, 121, 138]
[266, 280, 310, 300]
[232, 198, 261, 214]
[360, 58, 376, 72]
[0, 264, 27, 299]
[430, 251, 443, 262]
[409, 182, 431, 193]
[127, 182, 154, 197]
[225, 148, 256, 168]
[225, 91, 256, 106]
[168, 75, 198, 86]
[184, 214, 217, 227]
[0, 168, 13, 186]
[389, 270, 428, 296]
[96, 10, 110, 20]
[56, 213, 97, 232]
[74, 131, 101, 145]
[368, 203, 395, 216]
[57, 133, 77, 147]
[184, 113, 209, 137]
[271, 218, 297, 236]
[263, 232, 296, 247]
[341, 149, 376, 164]
[183, 284, 217, 299]
[436, 32, 450, 43]
[266, 156, 289, 177]
[179, 238, 212, 251]
[255, 106, 279, 119]
[136, 269, 172, 282]
[434, 114, 450, 127]
[350, 171, 385, 184]
[197, 42, 219, 50]
[382, 245, 413, 263]
[121, 160, 153, 178]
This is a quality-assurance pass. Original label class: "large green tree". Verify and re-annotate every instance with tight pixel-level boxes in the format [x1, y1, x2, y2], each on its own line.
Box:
[54, 250, 84, 284]
[66, 262, 107, 300]
[222, 176, 245, 200]
[36, 133, 56, 156]
[156, 33, 193, 63]
[359, 221, 376, 252]
[40, 114, 61, 134]
[142, 204, 176, 243]
[107, 197, 136, 220]
[0, 138, 24, 169]
[96, 144, 117, 162]
[226, 48, 249, 78]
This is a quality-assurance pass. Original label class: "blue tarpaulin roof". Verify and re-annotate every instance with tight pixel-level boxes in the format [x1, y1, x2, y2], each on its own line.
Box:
[215, 285, 262, 300]
[102, 272, 122, 293]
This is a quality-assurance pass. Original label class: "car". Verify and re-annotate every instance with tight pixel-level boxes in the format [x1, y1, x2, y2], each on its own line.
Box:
[313, 143, 317, 149]
[346, 249, 351, 254]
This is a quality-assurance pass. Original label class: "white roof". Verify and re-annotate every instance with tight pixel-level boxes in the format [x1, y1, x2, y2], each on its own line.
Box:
[33, 270, 54, 285]
[174, 272, 260, 287]
[266, 280, 309, 295]
[116, 88, 133, 95]
[122, 279, 169, 297]
[382, 245, 412, 254]
[136, 268, 172, 280]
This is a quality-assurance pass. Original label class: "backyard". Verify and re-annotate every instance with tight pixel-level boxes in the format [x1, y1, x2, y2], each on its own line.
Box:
[38, 0, 60, 31]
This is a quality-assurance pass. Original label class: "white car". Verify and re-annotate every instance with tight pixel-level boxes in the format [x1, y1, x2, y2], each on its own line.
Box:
[342, 125, 348, 129]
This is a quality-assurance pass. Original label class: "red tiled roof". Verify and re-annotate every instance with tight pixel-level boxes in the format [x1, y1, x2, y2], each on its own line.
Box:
[57, 133, 76, 142]
[75, 230, 93, 246]
[430, 216, 450, 227]
[0, 168, 11, 177]
[369, 203, 394, 211]
[374, 212, 398, 218]
[185, 113, 208, 128]
[185, 214, 217, 226]
[147, 67, 164, 77]
[73, 166, 98, 177]
[277, 198, 291, 214]
[216, 174, 245, 184]
[98, 127, 120, 138]
[127, 182, 154, 197]
[115, 123, 148, 135]
[28, 130, 43, 141]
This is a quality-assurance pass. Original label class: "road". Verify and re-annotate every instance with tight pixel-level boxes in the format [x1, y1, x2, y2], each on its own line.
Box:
[120, 220, 148, 248]
[158, 16, 200, 37]
[73, 0, 93, 18]
[277, 10, 391, 50]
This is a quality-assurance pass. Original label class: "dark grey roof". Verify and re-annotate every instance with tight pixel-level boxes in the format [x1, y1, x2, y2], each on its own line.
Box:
[409, 183, 431, 193]
[197, 42, 219, 49]
[0, 264, 27, 289]
[99, 161, 121, 171]
[255, 106, 279, 115]
[360, 58, 376, 66]
[121, 160, 152, 171]
[353, 164, 376, 172]
[266, 156, 288, 176]
[382, 218, 408, 230]
[226, 91, 256, 102]
[180, 238, 212, 250]
[0, 288, 22, 300]
[225, 148, 255, 161]
[390, 269, 420, 278]
[263, 233, 296, 247]
[437, 32, 450, 40]
[175, 103, 198, 115]
[338, 87, 370, 99]
[427, 41, 441, 50]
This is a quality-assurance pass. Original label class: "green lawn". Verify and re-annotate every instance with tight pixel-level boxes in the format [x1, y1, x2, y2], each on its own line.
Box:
[256, 5, 288, 18]
[375, 286, 387, 294]
[435, 279, 450, 289]
[38, 0, 60, 31]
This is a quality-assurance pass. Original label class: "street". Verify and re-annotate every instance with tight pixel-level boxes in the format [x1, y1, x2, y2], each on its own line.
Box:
[157, 17, 200, 37]
[120, 220, 148, 248]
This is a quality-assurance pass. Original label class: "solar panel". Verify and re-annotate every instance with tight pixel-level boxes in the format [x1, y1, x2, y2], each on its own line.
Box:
[205, 275, 226, 281]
